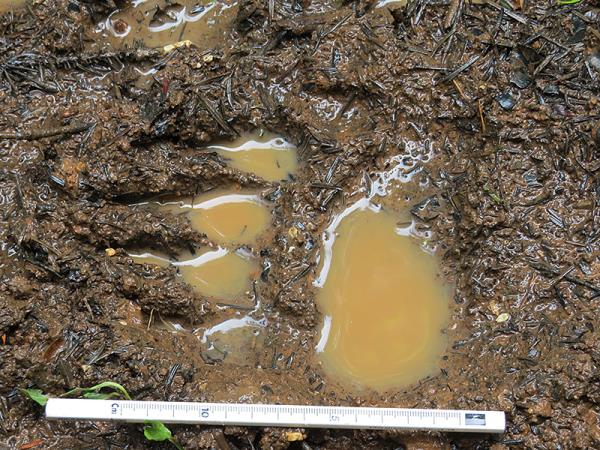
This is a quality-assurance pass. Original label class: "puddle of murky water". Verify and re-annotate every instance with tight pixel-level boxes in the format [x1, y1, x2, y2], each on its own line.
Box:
[157, 190, 271, 246]
[174, 248, 258, 300]
[122, 265, 266, 366]
[0, 0, 27, 13]
[313, 141, 448, 392]
[315, 206, 449, 391]
[206, 132, 298, 182]
[131, 248, 258, 303]
[130, 188, 270, 303]
[127, 247, 267, 365]
[97, 0, 238, 49]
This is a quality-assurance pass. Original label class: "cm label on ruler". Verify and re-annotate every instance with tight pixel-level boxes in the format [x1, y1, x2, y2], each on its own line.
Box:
[47, 399, 506, 434]
[110, 402, 209, 419]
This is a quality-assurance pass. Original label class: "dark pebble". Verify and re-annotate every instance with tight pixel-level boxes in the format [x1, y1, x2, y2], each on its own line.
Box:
[510, 69, 532, 89]
[496, 92, 516, 110]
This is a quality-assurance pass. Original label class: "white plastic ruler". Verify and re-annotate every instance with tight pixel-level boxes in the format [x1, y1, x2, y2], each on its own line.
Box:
[46, 399, 505, 433]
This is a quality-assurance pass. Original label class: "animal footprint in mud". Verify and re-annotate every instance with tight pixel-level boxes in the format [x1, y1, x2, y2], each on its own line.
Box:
[129, 131, 298, 303]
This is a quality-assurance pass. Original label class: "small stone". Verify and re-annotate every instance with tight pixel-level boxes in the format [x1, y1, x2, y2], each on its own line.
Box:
[288, 226, 299, 240]
[163, 40, 192, 54]
[542, 84, 560, 96]
[496, 92, 516, 110]
[285, 431, 305, 442]
[496, 313, 510, 323]
[203, 54, 214, 63]
[105, 248, 116, 257]
[122, 276, 138, 293]
[509, 69, 532, 89]
[112, 19, 129, 35]
[497, 389, 514, 411]
[589, 51, 600, 72]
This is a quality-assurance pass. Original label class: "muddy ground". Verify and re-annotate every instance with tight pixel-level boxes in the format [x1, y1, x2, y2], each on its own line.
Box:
[1, 0, 599, 448]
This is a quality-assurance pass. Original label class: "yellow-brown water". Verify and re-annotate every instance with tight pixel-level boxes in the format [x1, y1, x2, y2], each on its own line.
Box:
[175, 248, 257, 300]
[206, 132, 298, 182]
[130, 189, 268, 301]
[315, 205, 448, 392]
[130, 248, 258, 302]
[98, 0, 238, 49]
[0, 0, 27, 12]
[157, 190, 271, 246]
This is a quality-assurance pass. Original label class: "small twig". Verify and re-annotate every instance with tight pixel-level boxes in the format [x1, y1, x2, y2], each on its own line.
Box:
[478, 99, 486, 133]
[409, 65, 448, 71]
[438, 55, 480, 83]
[452, 78, 465, 98]
[321, 13, 353, 39]
[486, 1, 528, 25]
[197, 95, 237, 135]
[528, 259, 599, 293]
[549, 266, 575, 289]
[274, 264, 314, 302]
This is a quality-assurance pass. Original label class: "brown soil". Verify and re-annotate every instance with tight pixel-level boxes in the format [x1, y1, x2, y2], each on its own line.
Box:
[1, 1, 599, 449]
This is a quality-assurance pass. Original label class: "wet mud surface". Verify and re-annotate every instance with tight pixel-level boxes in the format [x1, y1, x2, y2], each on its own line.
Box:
[1, 0, 600, 448]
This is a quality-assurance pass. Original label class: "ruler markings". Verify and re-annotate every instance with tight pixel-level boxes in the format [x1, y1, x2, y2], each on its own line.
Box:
[45, 399, 505, 433]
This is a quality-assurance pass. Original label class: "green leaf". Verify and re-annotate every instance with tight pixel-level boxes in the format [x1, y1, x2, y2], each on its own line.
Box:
[144, 421, 173, 441]
[83, 391, 121, 400]
[483, 184, 503, 205]
[557, 0, 581, 4]
[489, 192, 502, 204]
[144, 422, 184, 449]
[20, 388, 49, 406]
[85, 381, 132, 400]
[64, 381, 132, 400]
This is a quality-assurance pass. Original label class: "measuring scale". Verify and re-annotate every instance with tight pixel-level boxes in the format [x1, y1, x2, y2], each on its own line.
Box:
[46, 399, 505, 433]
